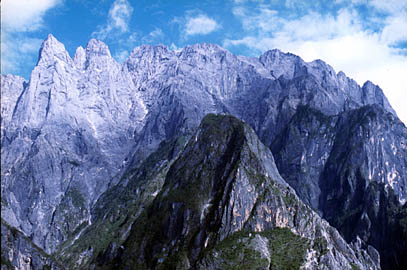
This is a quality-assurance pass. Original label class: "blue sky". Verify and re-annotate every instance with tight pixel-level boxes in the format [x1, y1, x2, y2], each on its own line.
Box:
[1, 0, 407, 123]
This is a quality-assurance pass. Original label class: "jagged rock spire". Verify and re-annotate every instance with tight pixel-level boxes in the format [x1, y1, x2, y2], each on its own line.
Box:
[37, 34, 72, 65]
[85, 38, 112, 58]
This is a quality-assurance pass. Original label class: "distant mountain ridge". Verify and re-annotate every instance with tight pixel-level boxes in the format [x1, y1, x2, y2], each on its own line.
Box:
[1, 34, 406, 269]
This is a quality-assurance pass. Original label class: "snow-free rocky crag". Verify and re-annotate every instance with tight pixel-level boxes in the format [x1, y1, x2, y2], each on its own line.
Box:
[1, 34, 406, 269]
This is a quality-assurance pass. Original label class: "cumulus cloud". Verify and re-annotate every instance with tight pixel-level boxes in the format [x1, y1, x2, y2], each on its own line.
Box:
[381, 16, 407, 45]
[1, 0, 61, 31]
[225, 2, 407, 124]
[185, 14, 220, 36]
[1, 0, 61, 76]
[92, 0, 133, 40]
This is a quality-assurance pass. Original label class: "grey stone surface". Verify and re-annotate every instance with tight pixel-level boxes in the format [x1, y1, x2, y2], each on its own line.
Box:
[2, 35, 405, 269]
[1, 219, 62, 270]
[78, 115, 380, 269]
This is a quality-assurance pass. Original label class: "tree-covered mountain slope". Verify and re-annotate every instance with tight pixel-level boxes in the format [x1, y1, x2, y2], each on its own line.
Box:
[59, 114, 380, 270]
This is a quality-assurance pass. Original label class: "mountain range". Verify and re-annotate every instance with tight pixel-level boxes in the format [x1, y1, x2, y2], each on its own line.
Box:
[1, 34, 406, 270]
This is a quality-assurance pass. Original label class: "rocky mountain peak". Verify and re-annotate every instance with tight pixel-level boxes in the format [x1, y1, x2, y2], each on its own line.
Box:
[94, 113, 380, 270]
[362, 80, 396, 115]
[307, 59, 336, 77]
[85, 38, 111, 57]
[259, 49, 303, 79]
[0, 74, 26, 88]
[2, 35, 406, 270]
[259, 48, 298, 62]
[37, 34, 72, 66]
[73, 46, 86, 69]
[184, 43, 225, 53]
[124, 44, 177, 91]
[80, 38, 118, 71]
[0, 74, 26, 126]
[127, 44, 174, 62]
[179, 43, 230, 61]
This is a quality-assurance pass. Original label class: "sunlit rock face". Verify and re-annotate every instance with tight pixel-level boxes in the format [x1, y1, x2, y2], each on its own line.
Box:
[63, 115, 380, 270]
[1, 34, 405, 270]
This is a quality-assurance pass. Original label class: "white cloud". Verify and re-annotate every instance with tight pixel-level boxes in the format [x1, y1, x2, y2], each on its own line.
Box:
[225, 4, 407, 124]
[92, 0, 133, 40]
[1, 32, 43, 75]
[149, 28, 164, 39]
[142, 28, 165, 43]
[232, 6, 279, 32]
[370, 0, 407, 14]
[381, 15, 407, 45]
[1, 0, 61, 31]
[1, 0, 61, 76]
[185, 14, 220, 36]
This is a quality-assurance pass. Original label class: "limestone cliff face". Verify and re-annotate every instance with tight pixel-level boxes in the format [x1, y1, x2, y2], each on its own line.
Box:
[271, 105, 407, 269]
[65, 115, 380, 270]
[1, 34, 406, 269]
[1, 219, 62, 270]
[1, 35, 147, 254]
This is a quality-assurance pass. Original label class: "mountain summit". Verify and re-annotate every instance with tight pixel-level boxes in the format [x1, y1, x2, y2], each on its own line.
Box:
[1, 35, 406, 270]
